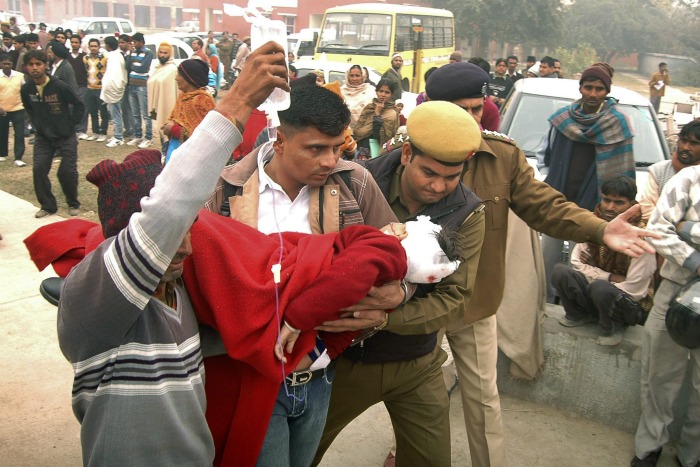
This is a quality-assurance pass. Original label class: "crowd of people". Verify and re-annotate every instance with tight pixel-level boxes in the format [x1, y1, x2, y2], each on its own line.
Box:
[0, 25, 251, 219]
[12, 28, 700, 467]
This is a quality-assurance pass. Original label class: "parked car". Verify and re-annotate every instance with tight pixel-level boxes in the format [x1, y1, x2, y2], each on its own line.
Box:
[143, 35, 194, 72]
[287, 28, 319, 59]
[148, 32, 200, 51]
[499, 78, 670, 188]
[0, 12, 29, 32]
[63, 17, 135, 47]
[293, 59, 381, 86]
[293, 59, 418, 117]
[175, 20, 199, 33]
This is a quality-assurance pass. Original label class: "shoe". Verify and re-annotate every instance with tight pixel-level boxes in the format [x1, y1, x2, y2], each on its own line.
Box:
[68, 207, 80, 217]
[106, 138, 125, 148]
[631, 448, 662, 466]
[138, 138, 153, 149]
[597, 331, 624, 346]
[96, 134, 107, 142]
[0, 156, 6, 162]
[86, 134, 97, 141]
[126, 137, 141, 146]
[559, 315, 597, 327]
[77, 132, 89, 140]
[14, 159, 26, 167]
[35, 209, 54, 218]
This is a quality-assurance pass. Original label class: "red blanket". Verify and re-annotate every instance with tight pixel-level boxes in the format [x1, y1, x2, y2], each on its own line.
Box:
[25, 211, 407, 466]
[184, 210, 406, 466]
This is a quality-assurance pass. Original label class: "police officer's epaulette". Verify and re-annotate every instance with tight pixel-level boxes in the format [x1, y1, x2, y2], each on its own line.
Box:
[378, 127, 409, 156]
[481, 129, 516, 145]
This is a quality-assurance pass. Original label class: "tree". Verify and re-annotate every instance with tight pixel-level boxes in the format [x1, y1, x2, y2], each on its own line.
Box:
[560, 0, 666, 62]
[429, 0, 563, 48]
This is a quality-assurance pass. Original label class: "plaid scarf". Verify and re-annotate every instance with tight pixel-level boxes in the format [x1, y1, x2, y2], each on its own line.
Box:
[549, 97, 635, 189]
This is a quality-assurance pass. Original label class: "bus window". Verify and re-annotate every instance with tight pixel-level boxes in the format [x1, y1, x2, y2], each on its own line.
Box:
[318, 13, 391, 54]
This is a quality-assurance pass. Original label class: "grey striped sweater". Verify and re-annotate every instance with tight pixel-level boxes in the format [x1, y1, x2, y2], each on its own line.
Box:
[58, 111, 241, 466]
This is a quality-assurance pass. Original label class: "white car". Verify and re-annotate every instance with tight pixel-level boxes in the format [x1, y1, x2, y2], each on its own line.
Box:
[63, 17, 135, 48]
[175, 21, 199, 33]
[143, 35, 194, 72]
[292, 59, 417, 116]
[148, 32, 200, 52]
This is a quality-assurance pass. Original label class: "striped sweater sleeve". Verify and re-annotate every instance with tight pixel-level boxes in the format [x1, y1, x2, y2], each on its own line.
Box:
[648, 166, 700, 274]
[104, 111, 242, 309]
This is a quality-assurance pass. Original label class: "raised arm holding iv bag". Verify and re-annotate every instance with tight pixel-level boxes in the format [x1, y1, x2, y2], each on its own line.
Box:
[245, 2, 290, 141]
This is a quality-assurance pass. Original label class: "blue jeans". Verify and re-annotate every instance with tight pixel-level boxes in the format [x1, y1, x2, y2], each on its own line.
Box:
[107, 102, 124, 141]
[255, 367, 334, 467]
[127, 85, 152, 140]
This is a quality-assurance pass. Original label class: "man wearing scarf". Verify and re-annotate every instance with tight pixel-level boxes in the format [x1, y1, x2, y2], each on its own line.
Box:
[340, 64, 376, 126]
[540, 62, 636, 304]
[147, 42, 179, 154]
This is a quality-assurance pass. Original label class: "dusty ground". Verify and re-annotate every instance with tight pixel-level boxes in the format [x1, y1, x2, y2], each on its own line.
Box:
[1, 189, 683, 466]
[2, 76, 692, 466]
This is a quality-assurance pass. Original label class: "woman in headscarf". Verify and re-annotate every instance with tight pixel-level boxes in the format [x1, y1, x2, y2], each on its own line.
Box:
[340, 64, 375, 126]
[205, 43, 222, 95]
[351, 78, 399, 159]
[161, 59, 216, 163]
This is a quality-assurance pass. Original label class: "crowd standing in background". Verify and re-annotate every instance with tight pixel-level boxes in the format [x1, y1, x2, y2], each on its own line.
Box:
[4, 21, 699, 467]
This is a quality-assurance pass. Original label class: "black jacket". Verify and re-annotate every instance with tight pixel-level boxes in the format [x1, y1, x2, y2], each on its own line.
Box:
[21, 76, 85, 141]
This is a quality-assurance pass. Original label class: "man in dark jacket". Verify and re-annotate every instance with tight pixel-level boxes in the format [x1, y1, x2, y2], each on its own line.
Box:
[21, 49, 84, 218]
[46, 40, 79, 93]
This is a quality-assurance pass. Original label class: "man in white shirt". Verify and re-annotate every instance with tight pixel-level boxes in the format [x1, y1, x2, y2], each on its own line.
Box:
[205, 83, 402, 466]
[101, 36, 128, 147]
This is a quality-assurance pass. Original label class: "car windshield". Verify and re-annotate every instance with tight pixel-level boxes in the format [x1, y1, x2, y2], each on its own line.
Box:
[505, 94, 666, 166]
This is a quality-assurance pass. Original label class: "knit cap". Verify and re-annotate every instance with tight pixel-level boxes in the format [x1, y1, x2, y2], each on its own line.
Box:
[178, 58, 209, 88]
[579, 62, 614, 92]
[86, 150, 163, 238]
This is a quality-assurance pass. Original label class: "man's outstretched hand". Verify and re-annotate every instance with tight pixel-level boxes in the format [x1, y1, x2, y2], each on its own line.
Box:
[603, 204, 660, 257]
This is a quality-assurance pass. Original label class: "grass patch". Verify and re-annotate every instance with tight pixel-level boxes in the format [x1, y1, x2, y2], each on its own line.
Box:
[0, 135, 142, 221]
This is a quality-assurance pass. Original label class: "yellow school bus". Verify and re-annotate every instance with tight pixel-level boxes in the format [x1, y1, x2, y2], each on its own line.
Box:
[314, 3, 455, 93]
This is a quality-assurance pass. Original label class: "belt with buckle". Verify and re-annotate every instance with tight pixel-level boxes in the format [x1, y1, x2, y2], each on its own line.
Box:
[285, 360, 336, 387]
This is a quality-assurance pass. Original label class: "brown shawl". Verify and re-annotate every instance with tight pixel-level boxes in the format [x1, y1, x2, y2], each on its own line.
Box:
[168, 89, 216, 141]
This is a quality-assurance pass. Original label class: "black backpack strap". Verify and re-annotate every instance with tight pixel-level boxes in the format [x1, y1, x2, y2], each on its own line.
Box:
[338, 170, 355, 198]
[219, 181, 241, 218]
